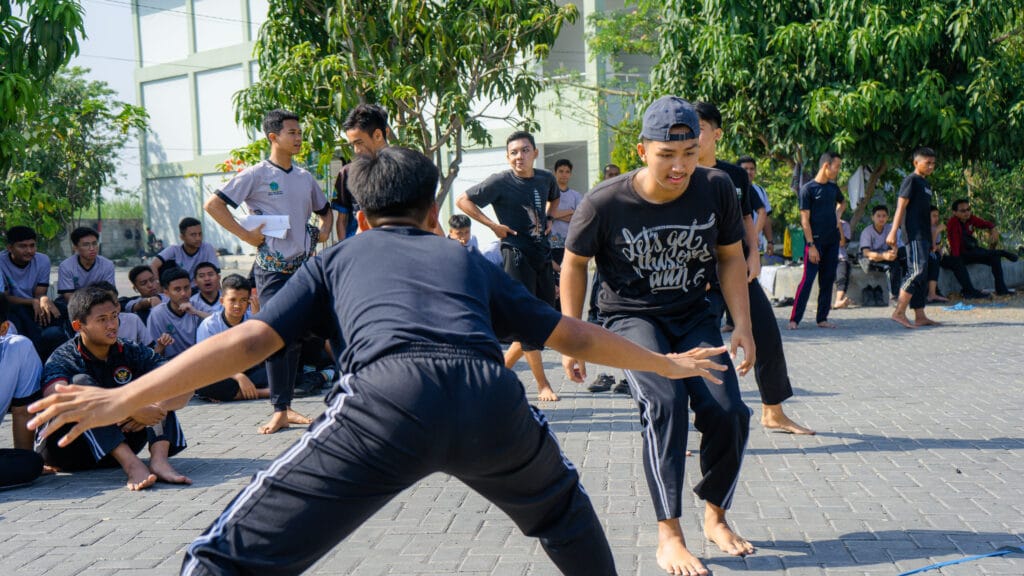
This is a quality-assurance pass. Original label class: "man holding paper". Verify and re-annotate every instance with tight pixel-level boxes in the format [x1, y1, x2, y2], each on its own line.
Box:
[204, 109, 332, 434]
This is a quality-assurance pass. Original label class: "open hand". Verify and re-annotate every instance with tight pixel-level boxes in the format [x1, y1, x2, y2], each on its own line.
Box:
[27, 384, 131, 448]
[663, 346, 728, 382]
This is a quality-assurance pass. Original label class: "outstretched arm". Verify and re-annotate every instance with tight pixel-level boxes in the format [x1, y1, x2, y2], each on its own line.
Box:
[29, 320, 285, 447]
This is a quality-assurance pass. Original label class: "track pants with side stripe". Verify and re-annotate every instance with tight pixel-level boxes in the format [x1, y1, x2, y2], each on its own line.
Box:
[181, 345, 615, 576]
[606, 310, 750, 521]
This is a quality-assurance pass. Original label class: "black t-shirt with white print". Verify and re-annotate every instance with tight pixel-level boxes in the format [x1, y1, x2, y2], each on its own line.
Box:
[464, 169, 560, 258]
[565, 167, 745, 318]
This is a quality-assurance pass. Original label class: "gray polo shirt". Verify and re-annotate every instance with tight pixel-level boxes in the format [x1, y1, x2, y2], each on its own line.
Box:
[0, 251, 51, 299]
[57, 255, 116, 294]
[146, 302, 201, 358]
[156, 242, 220, 280]
[217, 160, 328, 267]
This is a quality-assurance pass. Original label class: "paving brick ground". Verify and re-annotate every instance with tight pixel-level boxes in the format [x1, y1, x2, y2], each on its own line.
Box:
[2, 292, 1022, 575]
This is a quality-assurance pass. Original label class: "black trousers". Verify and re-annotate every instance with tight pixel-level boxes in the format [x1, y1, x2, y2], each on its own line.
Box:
[181, 346, 615, 576]
[790, 241, 839, 325]
[942, 248, 1011, 294]
[708, 280, 794, 406]
[254, 267, 304, 411]
[900, 240, 930, 309]
[606, 311, 750, 520]
[0, 449, 43, 488]
[502, 246, 555, 352]
[195, 365, 270, 402]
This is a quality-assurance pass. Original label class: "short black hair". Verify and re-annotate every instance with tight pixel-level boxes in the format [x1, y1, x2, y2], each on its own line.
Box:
[70, 227, 99, 246]
[952, 198, 970, 212]
[929, 204, 939, 213]
[262, 109, 299, 138]
[819, 151, 842, 167]
[69, 285, 118, 323]
[871, 205, 889, 215]
[448, 214, 471, 230]
[221, 273, 251, 292]
[179, 217, 202, 233]
[347, 147, 438, 224]
[603, 163, 620, 173]
[194, 261, 220, 275]
[342, 105, 389, 141]
[0, 294, 9, 324]
[694, 101, 722, 129]
[554, 158, 573, 171]
[913, 147, 937, 161]
[129, 265, 154, 285]
[160, 266, 191, 288]
[736, 155, 756, 167]
[91, 280, 119, 298]
[506, 131, 536, 149]
[5, 225, 36, 245]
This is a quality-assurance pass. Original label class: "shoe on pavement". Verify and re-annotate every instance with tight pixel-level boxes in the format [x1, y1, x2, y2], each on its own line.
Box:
[996, 288, 1017, 296]
[587, 373, 614, 393]
[962, 290, 992, 300]
[612, 379, 631, 395]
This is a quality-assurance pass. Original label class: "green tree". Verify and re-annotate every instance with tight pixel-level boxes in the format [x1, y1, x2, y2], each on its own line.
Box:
[587, 1, 1024, 226]
[233, 0, 576, 205]
[7, 68, 147, 237]
[0, 0, 85, 236]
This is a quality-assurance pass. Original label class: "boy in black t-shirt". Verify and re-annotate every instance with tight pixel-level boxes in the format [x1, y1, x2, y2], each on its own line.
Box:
[456, 131, 563, 402]
[30, 147, 727, 576]
[789, 152, 846, 329]
[562, 96, 756, 575]
[695, 102, 814, 436]
[887, 147, 941, 328]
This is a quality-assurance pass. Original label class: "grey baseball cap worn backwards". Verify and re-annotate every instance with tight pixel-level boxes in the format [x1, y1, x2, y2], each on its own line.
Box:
[640, 96, 701, 142]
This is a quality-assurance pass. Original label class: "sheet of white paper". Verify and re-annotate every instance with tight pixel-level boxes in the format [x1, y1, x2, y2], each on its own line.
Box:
[240, 215, 289, 232]
[261, 228, 288, 239]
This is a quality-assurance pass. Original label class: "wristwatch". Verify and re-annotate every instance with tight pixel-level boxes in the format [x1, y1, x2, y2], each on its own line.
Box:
[807, 242, 815, 248]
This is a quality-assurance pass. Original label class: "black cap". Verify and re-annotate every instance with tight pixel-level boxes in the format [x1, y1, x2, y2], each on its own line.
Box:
[640, 96, 700, 142]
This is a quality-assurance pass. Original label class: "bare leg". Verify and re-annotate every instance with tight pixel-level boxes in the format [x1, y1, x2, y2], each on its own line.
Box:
[656, 518, 708, 576]
[816, 321, 837, 328]
[761, 403, 815, 435]
[890, 290, 916, 329]
[147, 440, 191, 485]
[110, 443, 156, 491]
[704, 502, 755, 556]
[524, 350, 558, 401]
[833, 291, 850, 309]
[927, 280, 948, 302]
[504, 342, 524, 369]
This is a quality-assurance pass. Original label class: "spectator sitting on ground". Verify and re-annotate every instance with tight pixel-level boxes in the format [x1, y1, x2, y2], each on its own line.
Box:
[35, 285, 192, 491]
[150, 217, 220, 284]
[193, 274, 269, 402]
[147, 267, 204, 358]
[927, 205, 949, 303]
[0, 294, 45, 488]
[943, 198, 1019, 298]
[189, 262, 223, 316]
[123, 265, 167, 324]
[0, 226, 61, 356]
[92, 281, 148, 345]
[834, 220, 853, 309]
[57, 227, 117, 298]
[859, 205, 905, 303]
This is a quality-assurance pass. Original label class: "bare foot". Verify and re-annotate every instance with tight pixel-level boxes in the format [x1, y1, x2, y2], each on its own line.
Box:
[927, 295, 949, 303]
[890, 314, 915, 329]
[258, 411, 292, 434]
[816, 321, 837, 328]
[914, 317, 941, 327]
[286, 408, 312, 425]
[704, 515, 755, 557]
[41, 465, 61, 475]
[149, 460, 192, 485]
[786, 321, 798, 330]
[833, 297, 850, 309]
[685, 450, 693, 457]
[123, 458, 157, 491]
[762, 413, 816, 435]
[720, 324, 734, 333]
[657, 520, 708, 576]
[536, 384, 560, 402]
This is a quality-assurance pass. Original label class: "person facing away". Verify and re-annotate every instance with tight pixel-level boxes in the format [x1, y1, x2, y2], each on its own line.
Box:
[560, 95, 757, 575]
[35, 285, 192, 491]
[28, 146, 726, 576]
[788, 151, 845, 330]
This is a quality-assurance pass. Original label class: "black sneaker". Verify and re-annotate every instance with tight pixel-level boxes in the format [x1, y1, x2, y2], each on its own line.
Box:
[996, 288, 1017, 296]
[587, 373, 614, 393]
[612, 379, 631, 395]
[962, 290, 992, 300]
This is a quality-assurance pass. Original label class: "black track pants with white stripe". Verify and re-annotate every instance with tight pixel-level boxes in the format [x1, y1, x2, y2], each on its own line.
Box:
[607, 311, 751, 521]
[181, 346, 615, 576]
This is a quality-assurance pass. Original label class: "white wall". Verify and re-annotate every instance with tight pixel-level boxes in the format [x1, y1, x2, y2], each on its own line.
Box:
[147, 176, 199, 247]
[193, 0, 243, 53]
[142, 76, 194, 164]
[138, 0, 189, 64]
[195, 65, 249, 156]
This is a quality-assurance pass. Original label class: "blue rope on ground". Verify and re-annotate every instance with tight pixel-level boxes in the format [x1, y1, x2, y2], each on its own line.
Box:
[897, 545, 1023, 575]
